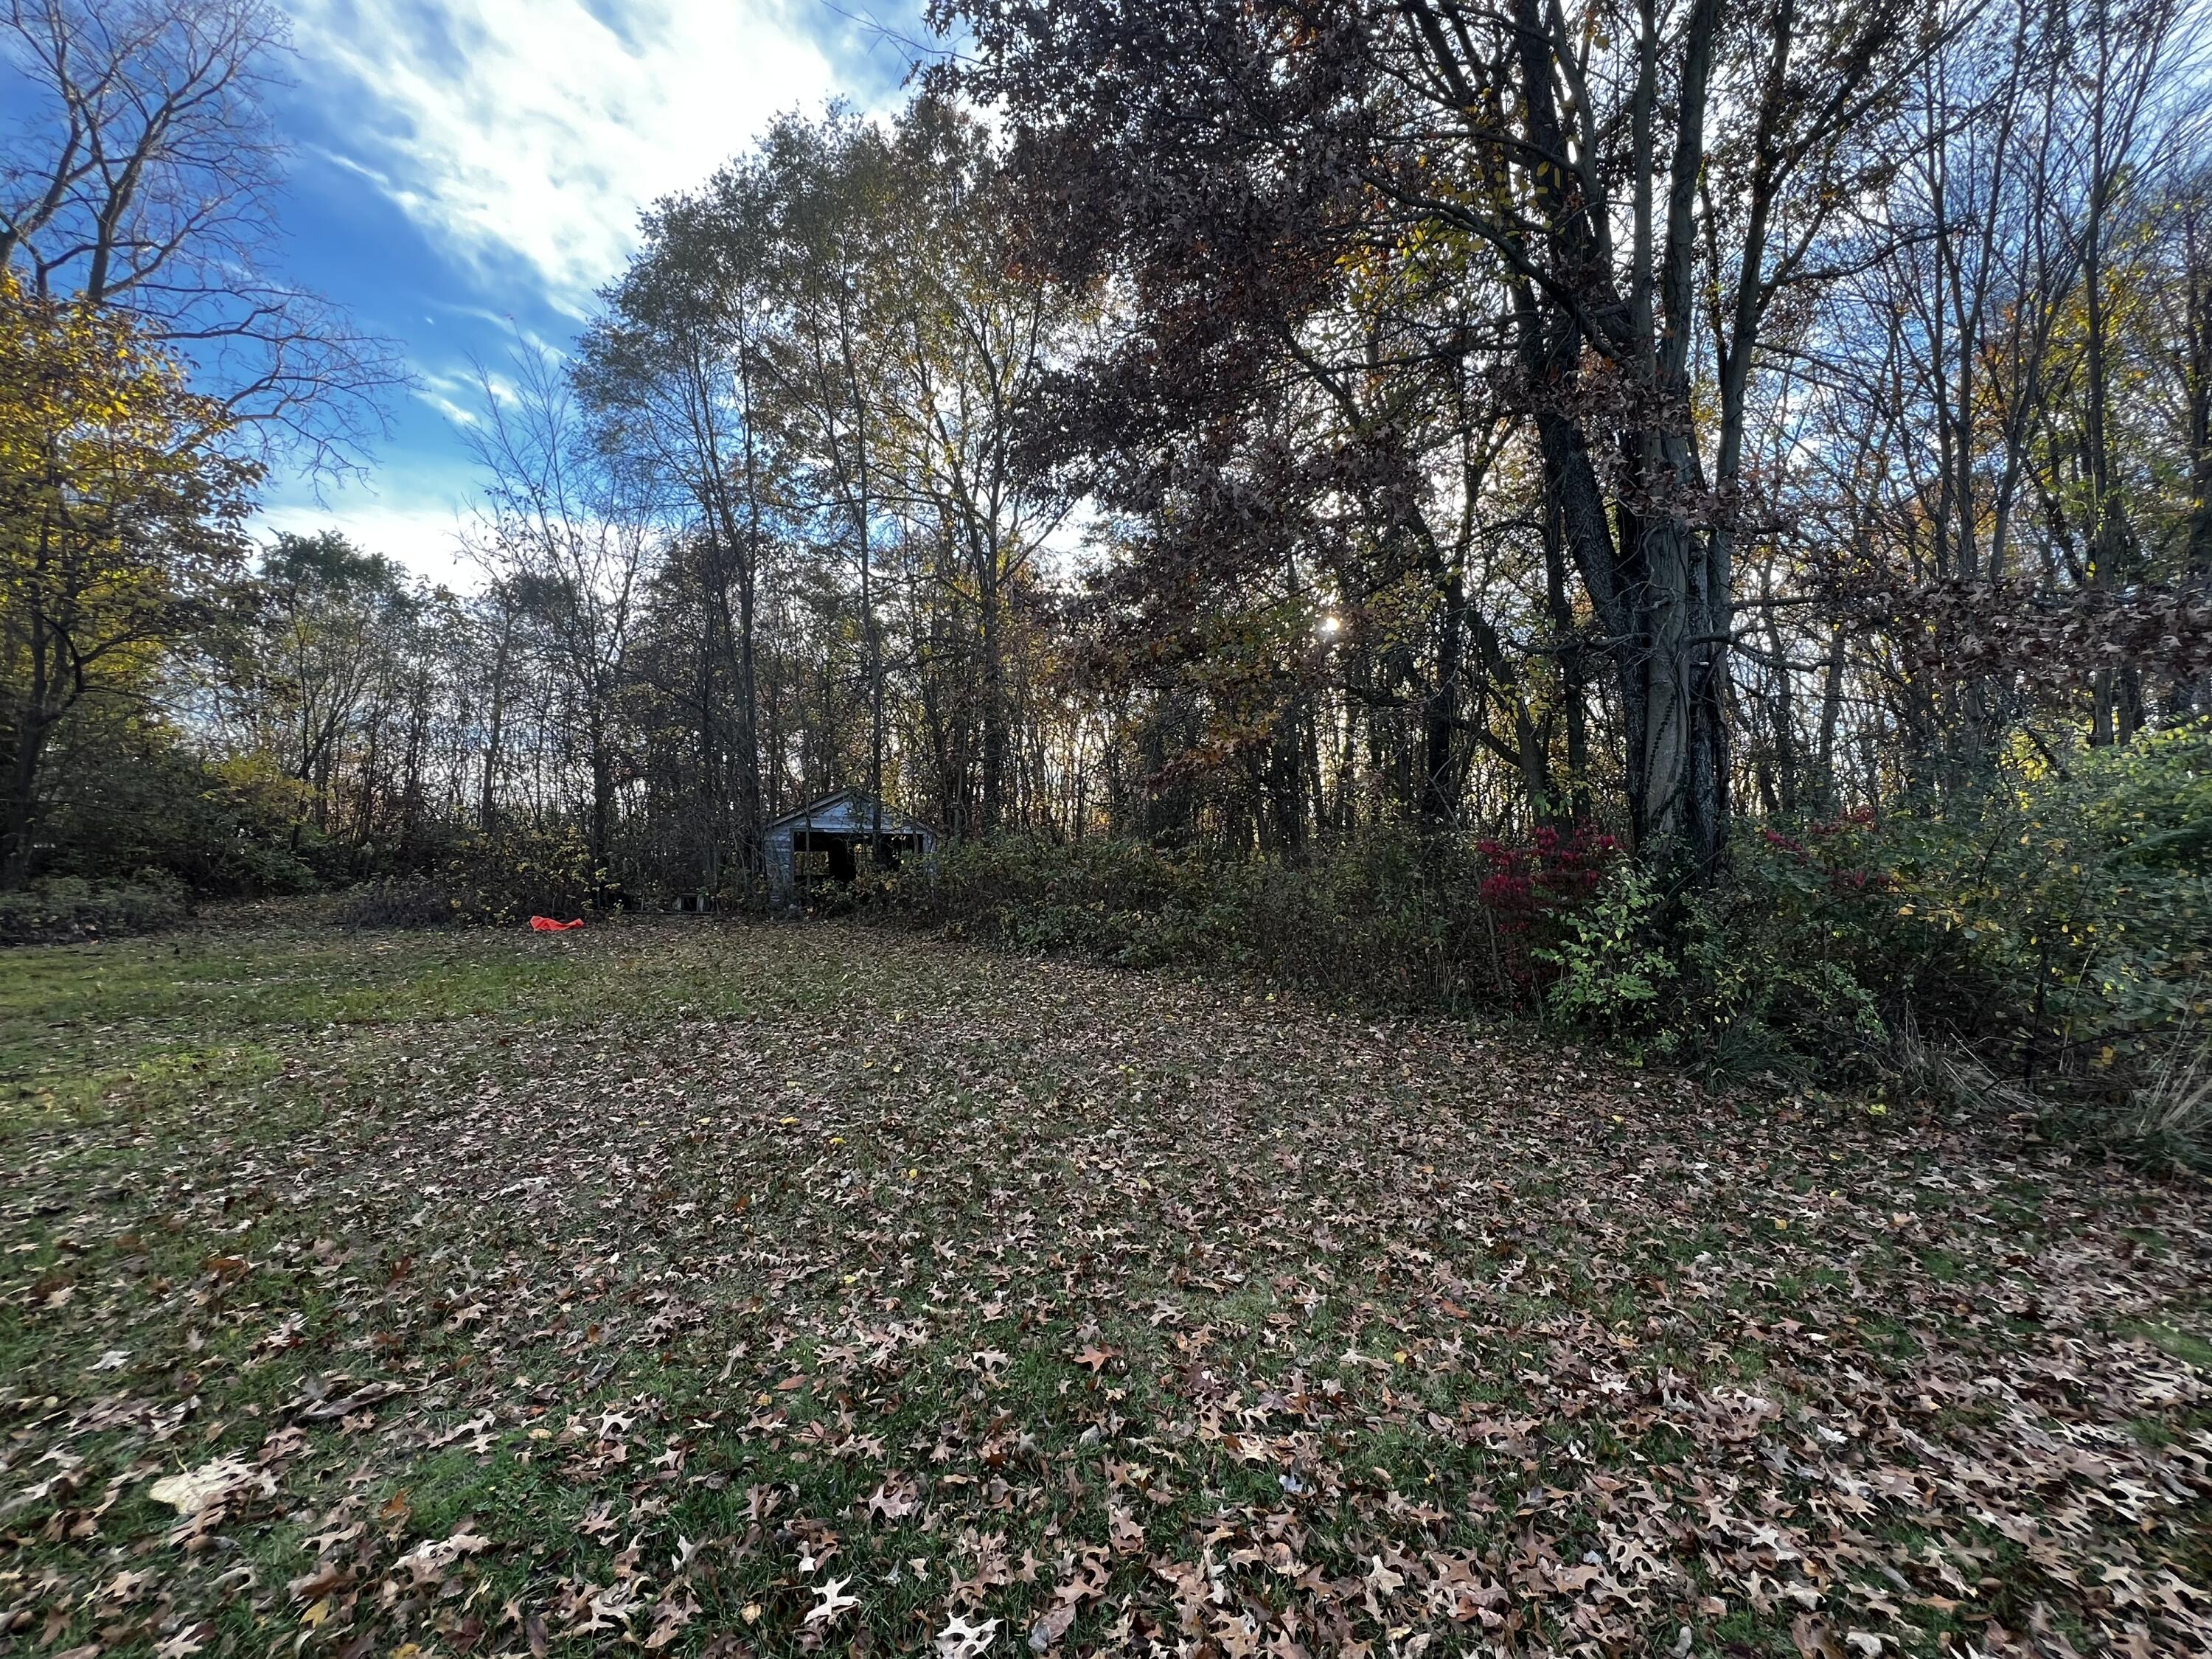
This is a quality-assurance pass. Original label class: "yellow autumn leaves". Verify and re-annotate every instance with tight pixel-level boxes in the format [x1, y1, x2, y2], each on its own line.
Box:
[0, 268, 260, 697]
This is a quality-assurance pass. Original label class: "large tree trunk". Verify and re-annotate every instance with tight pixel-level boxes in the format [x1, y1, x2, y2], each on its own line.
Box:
[2185, 201, 2212, 579]
[1543, 454, 1592, 822]
[2, 710, 52, 891]
[590, 720, 615, 873]
[1815, 622, 1848, 813]
[734, 565, 764, 877]
[1419, 562, 1467, 827]
[978, 535, 1007, 835]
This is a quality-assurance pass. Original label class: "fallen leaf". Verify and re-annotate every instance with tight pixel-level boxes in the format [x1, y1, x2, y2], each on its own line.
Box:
[148, 1457, 268, 1517]
[803, 1576, 860, 1625]
[938, 1613, 1000, 1657]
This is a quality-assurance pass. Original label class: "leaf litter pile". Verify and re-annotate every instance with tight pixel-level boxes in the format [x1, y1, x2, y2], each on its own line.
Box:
[2, 917, 2209, 1658]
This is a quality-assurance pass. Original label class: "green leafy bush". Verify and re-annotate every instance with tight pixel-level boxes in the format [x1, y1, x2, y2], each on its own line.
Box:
[0, 874, 190, 945]
[1657, 723, 2210, 1141]
[330, 876, 474, 930]
[34, 728, 319, 896]
[887, 835, 1232, 964]
[1536, 859, 1677, 1051]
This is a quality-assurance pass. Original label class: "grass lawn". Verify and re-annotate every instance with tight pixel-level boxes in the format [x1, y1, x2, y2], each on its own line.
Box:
[1, 909, 2208, 1658]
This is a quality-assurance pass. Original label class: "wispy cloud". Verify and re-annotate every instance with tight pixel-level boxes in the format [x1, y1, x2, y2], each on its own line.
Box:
[288, 0, 849, 312]
[256, 470, 480, 585]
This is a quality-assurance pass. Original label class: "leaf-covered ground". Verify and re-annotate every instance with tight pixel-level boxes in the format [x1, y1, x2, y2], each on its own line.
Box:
[3, 913, 2209, 1659]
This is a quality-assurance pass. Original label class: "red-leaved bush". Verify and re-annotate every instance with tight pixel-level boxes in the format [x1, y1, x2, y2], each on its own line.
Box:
[1475, 825, 1622, 990]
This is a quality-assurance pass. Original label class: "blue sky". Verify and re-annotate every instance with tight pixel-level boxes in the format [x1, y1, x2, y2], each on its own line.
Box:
[258, 0, 925, 583]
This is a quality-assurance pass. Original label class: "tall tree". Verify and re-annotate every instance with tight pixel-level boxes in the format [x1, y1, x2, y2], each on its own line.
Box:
[581, 167, 784, 886]
[0, 276, 256, 884]
[462, 341, 647, 873]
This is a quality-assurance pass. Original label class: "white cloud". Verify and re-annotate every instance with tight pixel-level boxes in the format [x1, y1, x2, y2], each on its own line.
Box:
[406, 359, 529, 426]
[255, 493, 476, 586]
[288, 0, 845, 311]
[410, 367, 479, 427]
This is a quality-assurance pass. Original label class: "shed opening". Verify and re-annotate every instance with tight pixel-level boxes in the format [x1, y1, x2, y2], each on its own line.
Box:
[764, 790, 936, 901]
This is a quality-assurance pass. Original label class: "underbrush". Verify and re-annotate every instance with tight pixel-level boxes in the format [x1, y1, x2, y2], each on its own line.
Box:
[334, 826, 605, 928]
[0, 873, 191, 944]
[877, 724, 2212, 1156]
[1711, 725, 2212, 1141]
[870, 827, 1576, 1010]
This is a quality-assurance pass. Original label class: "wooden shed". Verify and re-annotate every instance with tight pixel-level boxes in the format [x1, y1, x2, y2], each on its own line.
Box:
[763, 789, 936, 901]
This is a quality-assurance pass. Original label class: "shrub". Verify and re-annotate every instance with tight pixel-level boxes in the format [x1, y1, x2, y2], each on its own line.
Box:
[1537, 858, 1677, 1051]
[1682, 724, 2212, 1126]
[33, 736, 320, 897]
[0, 874, 191, 945]
[1671, 823, 1895, 1078]
[882, 827, 1615, 1012]
[887, 835, 1230, 964]
[335, 826, 603, 928]
[330, 876, 474, 931]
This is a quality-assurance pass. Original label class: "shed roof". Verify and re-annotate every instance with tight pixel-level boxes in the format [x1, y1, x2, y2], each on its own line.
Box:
[763, 788, 934, 838]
